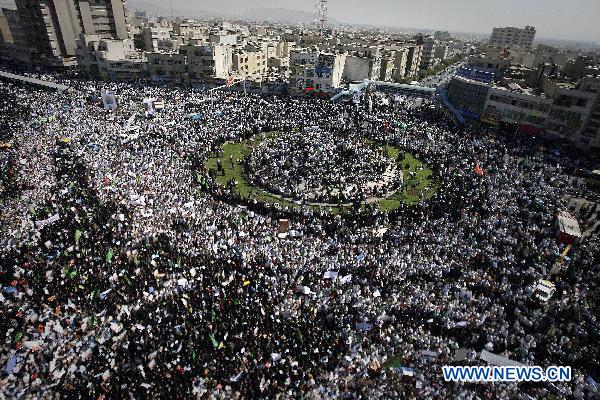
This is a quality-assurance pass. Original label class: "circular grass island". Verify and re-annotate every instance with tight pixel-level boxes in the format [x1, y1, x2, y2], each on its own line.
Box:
[203, 131, 437, 213]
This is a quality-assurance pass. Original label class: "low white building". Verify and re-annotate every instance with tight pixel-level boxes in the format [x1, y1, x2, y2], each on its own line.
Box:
[232, 49, 267, 77]
[343, 55, 380, 82]
[76, 34, 146, 81]
[147, 52, 186, 83]
[209, 34, 237, 46]
[181, 44, 232, 81]
[139, 26, 173, 52]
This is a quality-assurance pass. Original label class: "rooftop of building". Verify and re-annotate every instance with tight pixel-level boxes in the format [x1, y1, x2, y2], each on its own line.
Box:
[554, 81, 577, 90]
[452, 74, 549, 97]
[492, 81, 548, 97]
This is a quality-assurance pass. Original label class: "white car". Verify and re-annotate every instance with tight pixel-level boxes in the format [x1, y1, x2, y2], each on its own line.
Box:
[533, 280, 556, 303]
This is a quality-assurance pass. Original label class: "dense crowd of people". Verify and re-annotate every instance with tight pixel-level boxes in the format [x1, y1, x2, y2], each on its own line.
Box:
[247, 129, 399, 204]
[1, 66, 599, 399]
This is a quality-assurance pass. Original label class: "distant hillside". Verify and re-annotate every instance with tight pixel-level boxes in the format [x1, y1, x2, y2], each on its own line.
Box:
[125, 2, 339, 25]
[126, 0, 233, 19]
[242, 7, 332, 24]
[241, 7, 314, 23]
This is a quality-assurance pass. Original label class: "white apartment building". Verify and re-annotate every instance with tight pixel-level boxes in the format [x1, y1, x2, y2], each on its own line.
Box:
[180, 44, 232, 81]
[139, 26, 173, 52]
[232, 50, 267, 77]
[392, 48, 408, 80]
[328, 45, 380, 81]
[209, 34, 237, 46]
[173, 20, 207, 39]
[379, 53, 395, 82]
[76, 34, 146, 80]
[434, 44, 449, 62]
[275, 41, 293, 58]
[147, 52, 186, 82]
[420, 37, 437, 69]
[289, 49, 346, 93]
[343, 55, 380, 82]
[490, 26, 536, 48]
[545, 77, 600, 148]
[405, 45, 423, 78]
[290, 49, 319, 67]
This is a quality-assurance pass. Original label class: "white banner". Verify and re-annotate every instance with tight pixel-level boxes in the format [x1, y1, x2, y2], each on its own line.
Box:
[143, 98, 156, 113]
[102, 90, 117, 111]
[35, 214, 60, 229]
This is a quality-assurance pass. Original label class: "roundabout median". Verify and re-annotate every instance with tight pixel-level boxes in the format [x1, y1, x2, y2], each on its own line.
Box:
[203, 131, 438, 213]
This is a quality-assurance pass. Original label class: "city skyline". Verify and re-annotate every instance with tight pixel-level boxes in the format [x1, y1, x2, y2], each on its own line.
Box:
[158, 0, 599, 42]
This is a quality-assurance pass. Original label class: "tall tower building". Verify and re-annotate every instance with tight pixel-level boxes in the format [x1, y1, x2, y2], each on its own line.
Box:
[404, 45, 422, 78]
[15, 0, 128, 65]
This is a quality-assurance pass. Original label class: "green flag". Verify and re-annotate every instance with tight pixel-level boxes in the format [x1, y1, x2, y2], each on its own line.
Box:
[106, 248, 114, 264]
[209, 334, 219, 349]
[383, 354, 403, 370]
[75, 229, 82, 244]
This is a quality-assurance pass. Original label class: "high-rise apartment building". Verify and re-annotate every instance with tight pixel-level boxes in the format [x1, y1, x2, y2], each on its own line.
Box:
[420, 37, 437, 69]
[0, 7, 31, 61]
[404, 45, 422, 78]
[490, 26, 536, 48]
[0, 9, 13, 44]
[392, 48, 408, 81]
[15, 0, 128, 65]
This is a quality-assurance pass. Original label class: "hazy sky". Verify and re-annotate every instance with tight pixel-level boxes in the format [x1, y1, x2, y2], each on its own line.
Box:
[172, 0, 599, 42]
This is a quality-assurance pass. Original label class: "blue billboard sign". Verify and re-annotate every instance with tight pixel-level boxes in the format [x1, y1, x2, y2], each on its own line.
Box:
[315, 66, 332, 76]
[457, 67, 495, 84]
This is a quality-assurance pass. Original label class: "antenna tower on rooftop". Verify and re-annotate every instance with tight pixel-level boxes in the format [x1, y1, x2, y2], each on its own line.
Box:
[314, 0, 327, 34]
